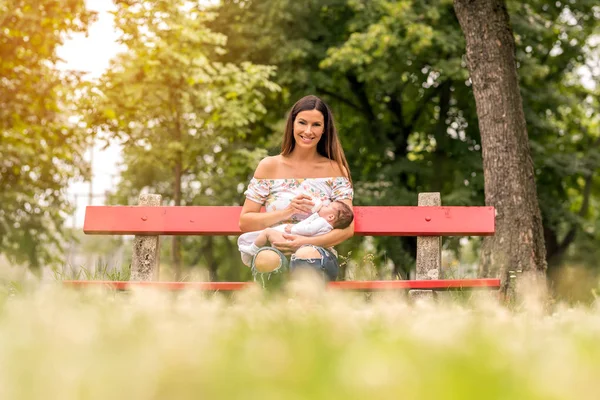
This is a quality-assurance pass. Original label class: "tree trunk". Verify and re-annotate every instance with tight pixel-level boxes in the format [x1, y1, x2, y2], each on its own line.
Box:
[453, 0, 547, 288]
[204, 236, 218, 282]
[172, 158, 182, 280]
[171, 89, 184, 281]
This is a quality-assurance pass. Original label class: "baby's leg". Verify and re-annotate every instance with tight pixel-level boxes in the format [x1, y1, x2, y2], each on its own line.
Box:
[252, 229, 271, 248]
[252, 228, 284, 247]
[263, 228, 287, 245]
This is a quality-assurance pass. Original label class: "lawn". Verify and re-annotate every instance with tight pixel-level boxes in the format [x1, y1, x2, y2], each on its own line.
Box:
[0, 276, 599, 399]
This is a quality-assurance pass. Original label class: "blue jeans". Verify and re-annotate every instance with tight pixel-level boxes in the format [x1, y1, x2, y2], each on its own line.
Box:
[251, 245, 339, 284]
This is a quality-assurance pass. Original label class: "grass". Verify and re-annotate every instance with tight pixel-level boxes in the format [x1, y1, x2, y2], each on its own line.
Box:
[0, 274, 600, 399]
[50, 262, 131, 281]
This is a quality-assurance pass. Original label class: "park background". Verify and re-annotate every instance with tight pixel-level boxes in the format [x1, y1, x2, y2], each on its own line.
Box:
[4, 1, 600, 399]
[1, 0, 599, 300]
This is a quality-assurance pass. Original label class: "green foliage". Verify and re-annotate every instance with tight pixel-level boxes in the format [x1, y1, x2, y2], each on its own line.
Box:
[211, 0, 600, 276]
[509, 1, 600, 269]
[82, 0, 280, 277]
[85, 0, 279, 201]
[5, 0, 597, 280]
[0, 0, 96, 269]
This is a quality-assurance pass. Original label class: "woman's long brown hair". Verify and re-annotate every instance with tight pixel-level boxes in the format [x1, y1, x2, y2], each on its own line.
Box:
[281, 95, 352, 183]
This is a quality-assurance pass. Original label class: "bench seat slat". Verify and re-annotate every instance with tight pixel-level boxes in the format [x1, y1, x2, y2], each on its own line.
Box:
[83, 206, 495, 236]
[63, 279, 501, 291]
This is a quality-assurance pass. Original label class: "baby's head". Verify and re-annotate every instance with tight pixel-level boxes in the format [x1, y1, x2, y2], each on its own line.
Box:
[318, 200, 354, 229]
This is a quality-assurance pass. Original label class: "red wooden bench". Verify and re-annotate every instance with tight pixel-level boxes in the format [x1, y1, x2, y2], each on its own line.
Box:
[64, 192, 500, 292]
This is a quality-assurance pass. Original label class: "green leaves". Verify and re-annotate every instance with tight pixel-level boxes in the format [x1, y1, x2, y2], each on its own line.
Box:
[84, 0, 280, 276]
[0, 0, 95, 269]
[211, 0, 600, 275]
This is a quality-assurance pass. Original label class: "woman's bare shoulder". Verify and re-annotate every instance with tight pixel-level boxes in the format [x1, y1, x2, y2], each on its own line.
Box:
[320, 157, 349, 178]
[253, 155, 282, 179]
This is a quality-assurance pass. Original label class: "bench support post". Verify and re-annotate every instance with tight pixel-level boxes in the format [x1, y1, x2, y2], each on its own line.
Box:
[130, 194, 162, 281]
[410, 192, 442, 300]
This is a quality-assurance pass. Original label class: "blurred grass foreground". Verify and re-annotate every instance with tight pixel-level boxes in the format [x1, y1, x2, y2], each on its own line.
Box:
[1, 276, 600, 400]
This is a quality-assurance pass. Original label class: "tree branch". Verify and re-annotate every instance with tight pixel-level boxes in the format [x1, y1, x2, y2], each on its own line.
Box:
[405, 82, 449, 134]
[316, 88, 362, 112]
[346, 73, 376, 122]
[386, 93, 405, 132]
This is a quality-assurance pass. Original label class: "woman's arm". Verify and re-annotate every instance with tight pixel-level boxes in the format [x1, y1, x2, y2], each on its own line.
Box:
[239, 199, 292, 232]
[301, 223, 354, 247]
[239, 195, 316, 232]
[239, 157, 286, 232]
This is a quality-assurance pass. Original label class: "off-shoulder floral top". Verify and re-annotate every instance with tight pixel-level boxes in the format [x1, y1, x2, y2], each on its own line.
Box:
[244, 177, 353, 226]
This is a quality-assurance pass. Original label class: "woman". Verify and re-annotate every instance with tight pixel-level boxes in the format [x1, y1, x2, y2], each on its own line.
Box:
[238, 95, 354, 281]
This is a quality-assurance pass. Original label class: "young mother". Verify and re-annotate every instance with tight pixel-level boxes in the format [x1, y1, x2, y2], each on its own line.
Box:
[238, 95, 354, 281]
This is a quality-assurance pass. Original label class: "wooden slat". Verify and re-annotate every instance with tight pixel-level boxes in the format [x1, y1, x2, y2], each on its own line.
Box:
[83, 206, 495, 236]
[328, 279, 501, 290]
[62, 279, 501, 291]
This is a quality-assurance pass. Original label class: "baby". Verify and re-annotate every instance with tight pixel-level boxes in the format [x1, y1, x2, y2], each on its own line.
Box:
[238, 199, 354, 266]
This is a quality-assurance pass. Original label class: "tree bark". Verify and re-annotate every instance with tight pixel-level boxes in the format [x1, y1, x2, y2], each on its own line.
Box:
[171, 97, 183, 280]
[204, 236, 218, 282]
[453, 0, 547, 287]
[172, 158, 182, 280]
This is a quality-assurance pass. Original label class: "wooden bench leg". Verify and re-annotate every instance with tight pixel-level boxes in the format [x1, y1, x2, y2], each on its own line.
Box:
[409, 192, 441, 300]
[130, 194, 162, 281]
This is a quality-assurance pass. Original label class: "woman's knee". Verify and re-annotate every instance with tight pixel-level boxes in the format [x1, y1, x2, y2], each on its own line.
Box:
[290, 245, 339, 281]
[254, 249, 283, 273]
[293, 246, 322, 259]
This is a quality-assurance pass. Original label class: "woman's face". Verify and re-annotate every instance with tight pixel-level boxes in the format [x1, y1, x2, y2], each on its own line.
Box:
[293, 109, 325, 149]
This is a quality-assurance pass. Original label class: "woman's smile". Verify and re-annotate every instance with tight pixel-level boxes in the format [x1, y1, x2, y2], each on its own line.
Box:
[299, 134, 315, 143]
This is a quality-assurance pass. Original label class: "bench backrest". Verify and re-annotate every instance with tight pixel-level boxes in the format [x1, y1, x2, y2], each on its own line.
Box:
[83, 206, 495, 236]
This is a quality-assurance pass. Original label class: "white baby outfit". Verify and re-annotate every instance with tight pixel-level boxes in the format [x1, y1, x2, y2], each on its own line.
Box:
[237, 177, 353, 266]
[238, 212, 334, 264]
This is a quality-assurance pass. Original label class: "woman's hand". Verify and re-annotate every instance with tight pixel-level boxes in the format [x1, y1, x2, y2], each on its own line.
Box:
[285, 194, 314, 216]
[272, 233, 307, 254]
